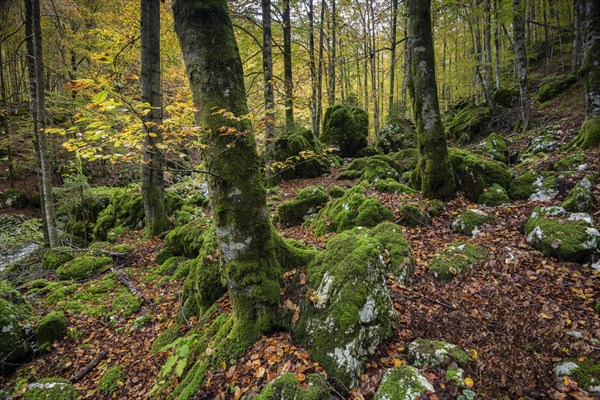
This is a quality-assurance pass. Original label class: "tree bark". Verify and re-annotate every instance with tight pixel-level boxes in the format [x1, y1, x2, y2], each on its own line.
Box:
[262, 0, 276, 160]
[316, 0, 326, 136]
[368, 0, 379, 138]
[494, 0, 501, 89]
[572, 0, 584, 72]
[328, 0, 336, 105]
[407, 0, 455, 200]
[140, 0, 168, 236]
[483, 0, 495, 108]
[26, 0, 59, 247]
[401, 22, 411, 118]
[308, 0, 318, 134]
[388, 0, 398, 118]
[173, 0, 282, 347]
[283, 0, 294, 131]
[513, 0, 531, 129]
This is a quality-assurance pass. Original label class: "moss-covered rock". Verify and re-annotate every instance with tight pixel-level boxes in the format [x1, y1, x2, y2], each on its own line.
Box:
[99, 365, 126, 395]
[523, 127, 563, 156]
[159, 256, 187, 276]
[0, 281, 33, 375]
[524, 207, 599, 263]
[42, 247, 74, 270]
[374, 179, 416, 195]
[254, 373, 329, 399]
[340, 155, 404, 183]
[553, 152, 588, 172]
[448, 149, 511, 202]
[553, 359, 600, 394]
[55, 255, 113, 281]
[408, 338, 471, 367]
[294, 229, 396, 392]
[277, 186, 329, 227]
[35, 311, 67, 350]
[537, 74, 577, 102]
[373, 366, 435, 400]
[271, 128, 331, 180]
[354, 146, 383, 158]
[328, 186, 346, 198]
[446, 102, 493, 143]
[388, 148, 419, 174]
[162, 216, 211, 258]
[309, 185, 393, 236]
[477, 183, 510, 206]
[399, 204, 430, 227]
[21, 378, 79, 400]
[428, 242, 487, 281]
[366, 222, 414, 284]
[2, 188, 28, 209]
[562, 177, 593, 214]
[509, 171, 558, 201]
[111, 293, 141, 317]
[493, 87, 519, 108]
[451, 209, 495, 237]
[321, 104, 369, 157]
[376, 118, 417, 153]
[474, 133, 509, 164]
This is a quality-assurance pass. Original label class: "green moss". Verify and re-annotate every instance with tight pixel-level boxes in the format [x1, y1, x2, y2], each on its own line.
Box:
[336, 170, 362, 180]
[448, 149, 511, 202]
[99, 365, 126, 395]
[159, 256, 186, 276]
[373, 366, 434, 400]
[428, 199, 446, 217]
[509, 171, 558, 200]
[478, 183, 509, 206]
[354, 146, 383, 158]
[525, 207, 599, 263]
[537, 74, 577, 102]
[21, 378, 79, 400]
[2, 188, 28, 209]
[133, 314, 153, 329]
[446, 102, 493, 142]
[388, 148, 419, 173]
[0, 281, 33, 375]
[376, 118, 417, 153]
[270, 128, 331, 180]
[594, 300, 600, 315]
[55, 255, 112, 281]
[277, 186, 329, 227]
[328, 186, 346, 198]
[42, 247, 74, 270]
[573, 115, 600, 150]
[255, 373, 329, 399]
[107, 226, 126, 243]
[45, 284, 78, 305]
[451, 209, 495, 236]
[309, 185, 393, 236]
[553, 152, 587, 172]
[562, 177, 593, 214]
[374, 178, 416, 194]
[474, 133, 509, 164]
[275, 236, 317, 271]
[152, 325, 181, 353]
[399, 204, 430, 227]
[321, 104, 369, 157]
[408, 338, 471, 367]
[445, 366, 465, 385]
[347, 155, 404, 183]
[568, 359, 600, 392]
[111, 292, 141, 317]
[493, 87, 519, 108]
[35, 311, 67, 350]
[163, 217, 211, 258]
[366, 222, 414, 284]
[429, 242, 487, 281]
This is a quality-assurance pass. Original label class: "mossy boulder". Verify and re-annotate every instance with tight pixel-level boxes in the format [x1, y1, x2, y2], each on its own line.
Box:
[477, 183, 509, 206]
[254, 372, 329, 399]
[35, 311, 67, 350]
[374, 179, 416, 195]
[99, 365, 126, 395]
[277, 186, 329, 227]
[111, 292, 141, 317]
[523, 127, 562, 156]
[562, 177, 593, 214]
[161, 216, 211, 258]
[271, 128, 331, 180]
[376, 118, 417, 153]
[21, 378, 79, 400]
[429, 242, 487, 281]
[1, 281, 34, 375]
[328, 186, 346, 198]
[294, 229, 396, 392]
[553, 359, 600, 394]
[408, 338, 471, 367]
[340, 155, 404, 183]
[493, 87, 519, 108]
[510, 171, 558, 201]
[399, 204, 430, 227]
[55, 255, 113, 281]
[537, 74, 577, 102]
[446, 102, 493, 143]
[524, 207, 599, 263]
[553, 152, 588, 172]
[321, 104, 369, 157]
[451, 209, 495, 237]
[354, 146, 383, 158]
[365, 222, 414, 284]
[448, 149, 511, 202]
[42, 247, 74, 270]
[2, 188, 28, 209]
[373, 366, 435, 400]
[474, 133, 509, 164]
[388, 148, 419, 174]
[309, 185, 393, 236]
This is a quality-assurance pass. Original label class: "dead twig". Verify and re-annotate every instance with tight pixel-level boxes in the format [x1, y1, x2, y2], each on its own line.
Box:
[70, 348, 108, 383]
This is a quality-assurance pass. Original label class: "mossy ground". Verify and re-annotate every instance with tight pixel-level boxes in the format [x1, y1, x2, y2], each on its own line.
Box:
[35, 311, 67, 351]
[451, 209, 495, 236]
[55, 255, 113, 281]
[276, 186, 329, 227]
[99, 365, 126, 395]
[254, 372, 329, 399]
[429, 242, 487, 281]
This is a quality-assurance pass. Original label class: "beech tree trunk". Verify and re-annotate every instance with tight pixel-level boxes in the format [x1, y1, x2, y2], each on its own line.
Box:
[262, 0, 276, 159]
[513, 0, 530, 129]
[316, 0, 326, 136]
[26, 0, 59, 247]
[572, 0, 584, 72]
[308, 0, 318, 134]
[283, 0, 294, 131]
[388, 0, 398, 118]
[407, 0, 455, 200]
[483, 0, 495, 108]
[140, 0, 168, 236]
[328, 0, 336, 105]
[173, 0, 282, 347]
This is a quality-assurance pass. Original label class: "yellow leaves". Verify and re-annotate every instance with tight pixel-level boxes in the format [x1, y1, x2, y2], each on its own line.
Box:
[123, 73, 139, 80]
[92, 52, 114, 64]
[393, 358, 405, 367]
[540, 312, 553, 320]
[469, 349, 478, 360]
[92, 90, 109, 104]
[43, 127, 66, 136]
[64, 79, 95, 91]
[463, 377, 474, 388]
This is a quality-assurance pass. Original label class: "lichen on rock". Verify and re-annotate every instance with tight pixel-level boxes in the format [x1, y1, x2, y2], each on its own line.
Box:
[408, 338, 471, 367]
[451, 209, 495, 237]
[561, 177, 593, 214]
[373, 366, 435, 400]
[509, 171, 558, 201]
[474, 133, 509, 164]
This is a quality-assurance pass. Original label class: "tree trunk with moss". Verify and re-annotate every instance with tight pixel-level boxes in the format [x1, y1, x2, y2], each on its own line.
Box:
[283, 0, 294, 132]
[173, 0, 282, 348]
[407, 0, 455, 200]
[140, 0, 168, 236]
[262, 0, 276, 163]
[572, 0, 600, 149]
[513, 0, 530, 129]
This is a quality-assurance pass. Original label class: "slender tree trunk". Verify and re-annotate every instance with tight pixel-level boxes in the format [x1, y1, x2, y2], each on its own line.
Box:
[27, 0, 59, 247]
[494, 0, 501, 89]
[173, 0, 282, 347]
[407, 0, 455, 200]
[402, 22, 411, 118]
[328, 0, 336, 105]
[282, 0, 294, 131]
[483, 0, 495, 107]
[0, 40, 14, 188]
[316, 0, 326, 136]
[513, 0, 531, 129]
[368, 0, 379, 138]
[140, 0, 168, 236]
[308, 0, 318, 134]
[388, 0, 398, 118]
[262, 0, 276, 158]
[572, 0, 584, 72]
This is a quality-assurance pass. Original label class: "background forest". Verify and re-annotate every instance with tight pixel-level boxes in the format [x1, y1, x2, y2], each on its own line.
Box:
[0, 0, 599, 399]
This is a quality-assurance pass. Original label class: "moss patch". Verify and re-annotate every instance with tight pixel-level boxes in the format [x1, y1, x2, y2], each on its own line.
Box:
[474, 133, 509, 164]
[408, 338, 471, 367]
[374, 179, 416, 195]
[55, 255, 113, 281]
[428, 242, 487, 281]
[446, 102, 493, 143]
[0, 281, 33, 375]
[22, 378, 79, 400]
[35, 311, 67, 351]
[255, 373, 329, 399]
[537, 74, 577, 102]
[365, 222, 414, 284]
[340, 155, 404, 183]
[399, 204, 430, 227]
[42, 247, 74, 270]
[562, 177, 593, 214]
[509, 171, 558, 201]
[373, 366, 435, 400]
[451, 209, 495, 236]
[477, 183, 509, 206]
[277, 186, 329, 227]
[2, 188, 28, 209]
[321, 104, 369, 157]
[99, 365, 126, 395]
[376, 118, 417, 153]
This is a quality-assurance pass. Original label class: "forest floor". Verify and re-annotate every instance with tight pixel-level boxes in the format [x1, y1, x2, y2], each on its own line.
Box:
[1, 79, 600, 399]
